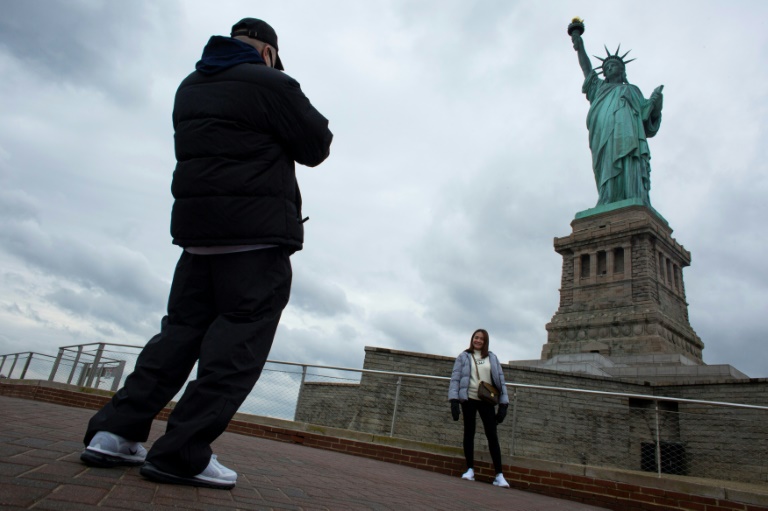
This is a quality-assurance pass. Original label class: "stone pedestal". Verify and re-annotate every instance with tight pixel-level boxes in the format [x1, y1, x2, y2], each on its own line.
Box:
[543, 205, 704, 363]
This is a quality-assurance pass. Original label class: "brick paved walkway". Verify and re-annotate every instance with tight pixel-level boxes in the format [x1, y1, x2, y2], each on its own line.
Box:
[0, 396, 609, 510]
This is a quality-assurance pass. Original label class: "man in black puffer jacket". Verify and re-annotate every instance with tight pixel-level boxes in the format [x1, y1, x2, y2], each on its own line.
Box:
[80, 18, 332, 490]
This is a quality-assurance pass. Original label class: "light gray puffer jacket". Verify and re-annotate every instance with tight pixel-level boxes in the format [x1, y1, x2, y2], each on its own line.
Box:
[447, 351, 509, 405]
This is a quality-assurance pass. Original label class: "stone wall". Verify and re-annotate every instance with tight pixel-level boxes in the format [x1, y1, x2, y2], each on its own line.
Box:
[295, 346, 768, 484]
[632, 233, 654, 303]
[544, 206, 704, 362]
[650, 381, 768, 482]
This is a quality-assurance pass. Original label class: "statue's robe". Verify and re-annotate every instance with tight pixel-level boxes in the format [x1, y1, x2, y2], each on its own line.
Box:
[583, 70, 661, 206]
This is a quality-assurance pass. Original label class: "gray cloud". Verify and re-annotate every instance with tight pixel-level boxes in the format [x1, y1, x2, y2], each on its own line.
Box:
[410, 159, 563, 348]
[271, 323, 365, 370]
[0, 0, 182, 104]
[369, 309, 440, 354]
[0, 216, 167, 309]
[290, 266, 352, 317]
[44, 285, 159, 337]
[0, 191, 168, 341]
[0, 190, 39, 222]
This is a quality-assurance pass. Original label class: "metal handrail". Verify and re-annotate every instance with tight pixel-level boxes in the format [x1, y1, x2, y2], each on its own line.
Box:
[54, 343, 143, 350]
[4, 349, 766, 411]
[0, 351, 59, 360]
[268, 359, 768, 411]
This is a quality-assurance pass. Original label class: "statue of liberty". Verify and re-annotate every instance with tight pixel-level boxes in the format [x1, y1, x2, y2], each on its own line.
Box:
[569, 19, 664, 207]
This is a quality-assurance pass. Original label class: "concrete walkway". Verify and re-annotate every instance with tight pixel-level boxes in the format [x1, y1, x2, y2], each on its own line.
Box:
[0, 396, 609, 510]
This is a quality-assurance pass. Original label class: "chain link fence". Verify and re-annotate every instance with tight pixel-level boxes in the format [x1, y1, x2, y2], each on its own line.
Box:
[1, 344, 361, 420]
[294, 370, 768, 485]
[0, 351, 60, 381]
[2, 343, 766, 485]
[498, 387, 767, 483]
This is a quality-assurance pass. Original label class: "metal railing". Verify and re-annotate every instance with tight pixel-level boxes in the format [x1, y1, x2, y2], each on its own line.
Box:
[2, 343, 766, 485]
[0, 351, 61, 381]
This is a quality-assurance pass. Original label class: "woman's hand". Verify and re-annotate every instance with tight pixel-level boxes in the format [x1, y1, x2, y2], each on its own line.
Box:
[450, 400, 460, 421]
[496, 403, 508, 424]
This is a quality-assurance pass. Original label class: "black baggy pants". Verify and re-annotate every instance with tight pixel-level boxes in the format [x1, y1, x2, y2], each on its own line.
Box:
[461, 398, 503, 474]
[84, 247, 292, 477]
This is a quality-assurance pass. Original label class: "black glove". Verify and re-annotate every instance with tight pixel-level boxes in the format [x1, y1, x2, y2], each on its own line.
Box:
[496, 403, 508, 424]
[450, 400, 460, 421]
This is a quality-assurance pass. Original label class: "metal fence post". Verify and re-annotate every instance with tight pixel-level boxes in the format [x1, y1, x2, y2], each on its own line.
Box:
[110, 360, 126, 392]
[68, 346, 83, 384]
[49, 348, 64, 382]
[654, 400, 662, 478]
[20, 353, 33, 379]
[389, 376, 402, 437]
[8, 354, 19, 378]
[509, 387, 519, 455]
[86, 343, 105, 388]
[293, 365, 307, 421]
[0, 354, 7, 375]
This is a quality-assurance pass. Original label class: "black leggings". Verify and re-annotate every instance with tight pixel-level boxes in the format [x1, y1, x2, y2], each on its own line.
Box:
[461, 399, 503, 474]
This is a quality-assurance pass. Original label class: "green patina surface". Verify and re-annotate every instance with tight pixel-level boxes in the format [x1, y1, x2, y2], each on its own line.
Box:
[571, 21, 665, 210]
[574, 197, 668, 224]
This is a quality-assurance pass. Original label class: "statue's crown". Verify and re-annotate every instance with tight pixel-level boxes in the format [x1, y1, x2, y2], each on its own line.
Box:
[594, 44, 635, 71]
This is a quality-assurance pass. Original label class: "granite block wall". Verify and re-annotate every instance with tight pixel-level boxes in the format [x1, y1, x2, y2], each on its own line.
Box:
[295, 347, 768, 484]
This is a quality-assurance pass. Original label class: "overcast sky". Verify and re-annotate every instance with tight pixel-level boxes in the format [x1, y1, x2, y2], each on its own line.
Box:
[0, 0, 766, 380]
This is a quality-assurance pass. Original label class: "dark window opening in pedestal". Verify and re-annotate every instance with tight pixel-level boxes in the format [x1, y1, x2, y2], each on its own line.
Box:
[597, 251, 607, 275]
[614, 248, 625, 273]
[673, 265, 680, 291]
[666, 259, 672, 284]
[580, 254, 590, 278]
[629, 398, 678, 413]
[629, 398, 653, 409]
[641, 442, 687, 475]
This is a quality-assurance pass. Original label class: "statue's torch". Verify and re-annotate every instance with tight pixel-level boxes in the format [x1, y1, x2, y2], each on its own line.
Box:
[568, 17, 585, 40]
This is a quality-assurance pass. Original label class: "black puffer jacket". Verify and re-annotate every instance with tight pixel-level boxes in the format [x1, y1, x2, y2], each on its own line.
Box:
[170, 36, 332, 251]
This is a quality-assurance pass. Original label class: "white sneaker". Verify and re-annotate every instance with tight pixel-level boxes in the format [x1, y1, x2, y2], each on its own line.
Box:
[81, 431, 147, 467]
[461, 467, 475, 480]
[140, 454, 237, 489]
[194, 455, 238, 486]
[493, 473, 510, 488]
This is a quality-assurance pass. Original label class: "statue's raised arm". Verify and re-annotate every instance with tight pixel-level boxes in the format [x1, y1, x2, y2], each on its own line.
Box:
[568, 18, 591, 78]
[567, 18, 664, 209]
[572, 36, 591, 78]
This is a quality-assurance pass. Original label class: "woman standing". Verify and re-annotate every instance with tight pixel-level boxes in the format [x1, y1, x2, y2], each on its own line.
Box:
[448, 329, 510, 487]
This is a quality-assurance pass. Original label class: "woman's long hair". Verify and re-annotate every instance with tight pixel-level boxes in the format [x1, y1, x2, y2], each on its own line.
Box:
[465, 328, 489, 358]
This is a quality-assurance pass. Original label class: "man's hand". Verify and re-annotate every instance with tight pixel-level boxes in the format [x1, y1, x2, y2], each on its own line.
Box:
[450, 400, 460, 421]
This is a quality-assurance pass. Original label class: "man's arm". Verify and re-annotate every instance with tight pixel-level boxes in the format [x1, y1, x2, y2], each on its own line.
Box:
[572, 33, 592, 78]
[272, 77, 333, 168]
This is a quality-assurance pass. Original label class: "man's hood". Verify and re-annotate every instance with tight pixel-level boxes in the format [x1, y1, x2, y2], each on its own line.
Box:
[195, 36, 265, 75]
